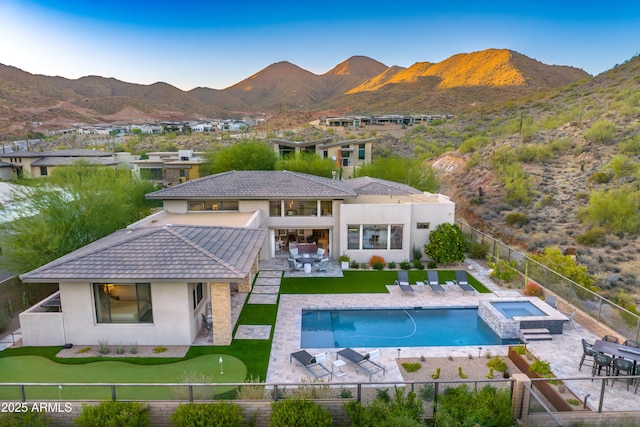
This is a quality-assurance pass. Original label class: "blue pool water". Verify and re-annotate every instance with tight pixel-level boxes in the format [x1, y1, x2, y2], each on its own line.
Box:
[300, 308, 519, 348]
[491, 301, 546, 319]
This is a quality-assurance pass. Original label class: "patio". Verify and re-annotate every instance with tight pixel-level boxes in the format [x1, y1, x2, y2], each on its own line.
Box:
[261, 259, 638, 412]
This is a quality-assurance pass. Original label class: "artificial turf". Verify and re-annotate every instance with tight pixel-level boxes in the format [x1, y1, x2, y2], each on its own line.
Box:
[0, 354, 245, 400]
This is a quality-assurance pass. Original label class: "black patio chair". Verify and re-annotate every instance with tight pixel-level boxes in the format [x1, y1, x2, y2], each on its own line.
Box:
[611, 358, 635, 390]
[602, 335, 620, 344]
[592, 352, 613, 384]
[579, 338, 596, 371]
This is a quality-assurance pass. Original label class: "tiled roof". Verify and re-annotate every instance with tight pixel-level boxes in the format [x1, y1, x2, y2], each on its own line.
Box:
[345, 176, 423, 196]
[147, 170, 357, 200]
[31, 157, 119, 167]
[2, 150, 114, 158]
[19, 225, 267, 282]
[0, 160, 14, 168]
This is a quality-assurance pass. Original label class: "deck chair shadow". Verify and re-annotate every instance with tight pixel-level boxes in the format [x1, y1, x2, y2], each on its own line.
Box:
[337, 348, 386, 381]
[394, 270, 414, 296]
[454, 270, 475, 295]
[290, 350, 331, 379]
[426, 270, 445, 294]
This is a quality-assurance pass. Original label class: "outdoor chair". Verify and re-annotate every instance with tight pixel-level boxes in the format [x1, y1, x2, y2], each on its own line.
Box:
[337, 348, 386, 381]
[602, 335, 620, 344]
[201, 313, 212, 335]
[394, 270, 414, 295]
[315, 257, 329, 272]
[454, 270, 475, 295]
[611, 358, 635, 390]
[579, 338, 596, 371]
[623, 340, 640, 348]
[427, 270, 444, 294]
[288, 258, 303, 271]
[545, 295, 558, 309]
[290, 350, 331, 379]
[312, 248, 325, 261]
[592, 352, 613, 383]
[289, 247, 302, 260]
[563, 309, 577, 328]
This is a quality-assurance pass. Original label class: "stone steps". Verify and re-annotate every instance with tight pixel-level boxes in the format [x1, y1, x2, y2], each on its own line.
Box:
[521, 328, 553, 341]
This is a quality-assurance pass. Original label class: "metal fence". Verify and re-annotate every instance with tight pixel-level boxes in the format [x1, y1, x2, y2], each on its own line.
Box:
[456, 220, 640, 341]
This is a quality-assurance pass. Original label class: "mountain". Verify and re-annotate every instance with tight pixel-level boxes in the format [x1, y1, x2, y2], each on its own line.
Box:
[0, 50, 590, 137]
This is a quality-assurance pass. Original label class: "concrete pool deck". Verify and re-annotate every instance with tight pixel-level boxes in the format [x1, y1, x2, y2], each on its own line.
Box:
[264, 259, 640, 412]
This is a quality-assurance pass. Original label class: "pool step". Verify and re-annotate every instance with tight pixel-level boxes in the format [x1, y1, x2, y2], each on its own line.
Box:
[521, 328, 553, 341]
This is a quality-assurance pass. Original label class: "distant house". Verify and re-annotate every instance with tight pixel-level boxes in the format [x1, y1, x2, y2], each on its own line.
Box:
[0, 150, 122, 178]
[270, 138, 373, 178]
[132, 150, 205, 186]
[0, 160, 17, 181]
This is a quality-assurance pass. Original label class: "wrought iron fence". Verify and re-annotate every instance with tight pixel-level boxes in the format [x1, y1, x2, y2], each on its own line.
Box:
[456, 220, 640, 341]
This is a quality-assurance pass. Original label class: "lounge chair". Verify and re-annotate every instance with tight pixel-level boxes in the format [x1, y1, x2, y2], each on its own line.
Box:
[312, 247, 326, 261]
[394, 270, 414, 295]
[290, 350, 331, 379]
[289, 247, 302, 260]
[315, 257, 329, 272]
[426, 270, 445, 294]
[337, 348, 386, 381]
[454, 270, 475, 295]
[545, 295, 558, 309]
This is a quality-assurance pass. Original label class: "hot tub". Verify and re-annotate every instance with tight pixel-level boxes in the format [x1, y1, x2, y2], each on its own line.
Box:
[478, 298, 568, 339]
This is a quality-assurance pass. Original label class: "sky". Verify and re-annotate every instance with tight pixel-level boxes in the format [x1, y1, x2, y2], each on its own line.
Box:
[1, 1, 640, 91]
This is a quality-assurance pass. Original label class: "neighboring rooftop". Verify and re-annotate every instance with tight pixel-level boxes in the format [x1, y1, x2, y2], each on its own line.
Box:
[2, 150, 115, 158]
[20, 225, 267, 282]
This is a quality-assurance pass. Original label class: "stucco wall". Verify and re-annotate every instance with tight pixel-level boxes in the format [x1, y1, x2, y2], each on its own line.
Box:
[58, 282, 194, 346]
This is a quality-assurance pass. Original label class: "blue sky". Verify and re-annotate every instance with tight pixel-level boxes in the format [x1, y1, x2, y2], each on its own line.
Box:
[1, 0, 639, 90]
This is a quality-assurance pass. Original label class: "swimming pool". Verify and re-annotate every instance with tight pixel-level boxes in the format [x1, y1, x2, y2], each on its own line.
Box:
[300, 308, 519, 348]
[490, 301, 546, 319]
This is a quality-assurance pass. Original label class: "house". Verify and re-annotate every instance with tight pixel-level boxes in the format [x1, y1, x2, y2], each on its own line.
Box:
[131, 150, 205, 186]
[0, 150, 121, 178]
[19, 225, 266, 347]
[0, 160, 17, 180]
[143, 170, 455, 263]
[270, 138, 373, 178]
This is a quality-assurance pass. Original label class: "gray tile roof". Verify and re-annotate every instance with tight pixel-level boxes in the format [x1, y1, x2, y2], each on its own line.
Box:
[0, 160, 14, 168]
[147, 170, 357, 200]
[344, 176, 423, 196]
[20, 225, 267, 282]
[31, 157, 119, 167]
[2, 150, 114, 158]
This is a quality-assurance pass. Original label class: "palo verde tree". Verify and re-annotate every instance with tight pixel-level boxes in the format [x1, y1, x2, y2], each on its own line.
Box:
[423, 222, 468, 265]
[202, 141, 277, 175]
[275, 152, 337, 178]
[353, 154, 440, 193]
[0, 162, 159, 273]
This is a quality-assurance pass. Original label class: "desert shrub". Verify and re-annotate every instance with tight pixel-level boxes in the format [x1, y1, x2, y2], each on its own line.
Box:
[578, 186, 640, 236]
[171, 371, 216, 401]
[530, 246, 598, 291]
[271, 399, 332, 427]
[512, 345, 527, 355]
[487, 258, 519, 282]
[499, 163, 534, 206]
[350, 260, 360, 269]
[340, 388, 353, 398]
[368, 255, 386, 270]
[0, 411, 49, 427]
[584, 120, 616, 144]
[236, 375, 266, 400]
[419, 383, 435, 401]
[466, 152, 481, 168]
[588, 171, 611, 184]
[575, 227, 607, 246]
[75, 401, 149, 427]
[467, 240, 487, 259]
[402, 362, 421, 373]
[387, 261, 396, 269]
[619, 133, 640, 155]
[431, 368, 441, 379]
[505, 212, 529, 227]
[170, 402, 243, 427]
[411, 245, 423, 261]
[98, 339, 110, 354]
[153, 345, 168, 353]
[412, 259, 424, 270]
[459, 135, 491, 153]
[487, 356, 508, 373]
[291, 377, 332, 400]
[345, 387, 423, 427]
[434, 384, 515, 427]
[523, 282, 545, 298]
[529, 359, 553, 376]
[400, 260, 411, 270]
[427, 261, 438, 269]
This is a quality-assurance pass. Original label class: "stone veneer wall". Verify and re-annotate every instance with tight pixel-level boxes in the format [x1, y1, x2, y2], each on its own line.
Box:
[478, 300, 520, 339]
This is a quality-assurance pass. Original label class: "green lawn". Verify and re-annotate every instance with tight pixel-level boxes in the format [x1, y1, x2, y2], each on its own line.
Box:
[280, 269, 490, 294]
[0, 354, 245, 400]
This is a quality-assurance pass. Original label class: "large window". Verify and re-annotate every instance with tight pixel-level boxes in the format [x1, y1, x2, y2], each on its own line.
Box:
[188, 200, 239, 211]
[358, 144, 366, 160]
[269, 201, 282, 217]
[192, 283, 203, 310]
[94, 283, 153, 324]
[285, 200, 317, 216]
[347, 225, 403, 250]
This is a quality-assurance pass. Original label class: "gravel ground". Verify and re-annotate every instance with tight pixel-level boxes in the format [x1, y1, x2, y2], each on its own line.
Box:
[398, 356, 520, 383]
[56, 345, 189, 358]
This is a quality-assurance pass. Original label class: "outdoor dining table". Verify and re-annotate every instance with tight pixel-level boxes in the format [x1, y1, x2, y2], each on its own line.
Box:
[592, 339, 640, 366]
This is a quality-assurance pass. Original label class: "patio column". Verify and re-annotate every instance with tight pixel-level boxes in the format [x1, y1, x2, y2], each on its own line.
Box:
[511, 373, 531, 422]
[238, 275, 252, 293]
[209, 281, 232, 346]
